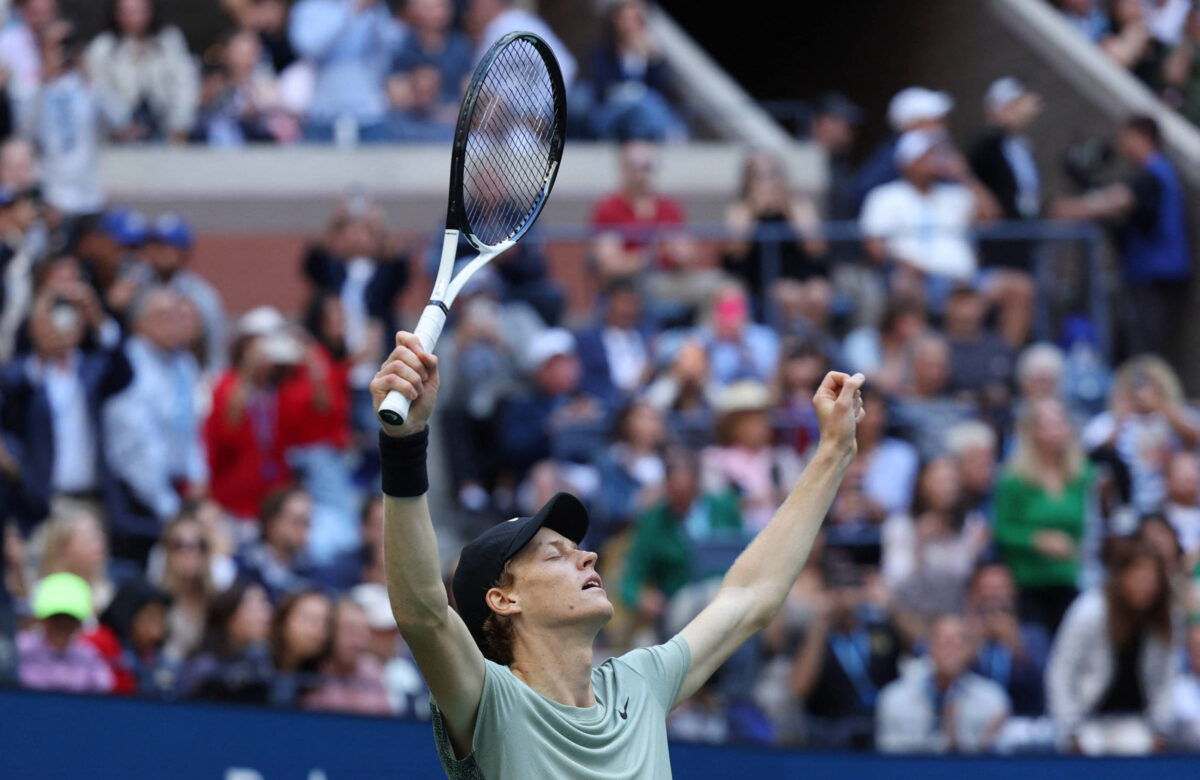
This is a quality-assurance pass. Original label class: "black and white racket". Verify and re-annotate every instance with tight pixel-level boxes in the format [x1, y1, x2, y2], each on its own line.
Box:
[377, 31, 567, 426]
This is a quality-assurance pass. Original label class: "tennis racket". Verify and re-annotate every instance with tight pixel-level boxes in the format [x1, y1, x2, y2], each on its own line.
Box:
[377, 31, 567, 426]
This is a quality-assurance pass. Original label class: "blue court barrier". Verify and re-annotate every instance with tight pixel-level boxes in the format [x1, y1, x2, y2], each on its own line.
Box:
[3, 688, 1200, 779]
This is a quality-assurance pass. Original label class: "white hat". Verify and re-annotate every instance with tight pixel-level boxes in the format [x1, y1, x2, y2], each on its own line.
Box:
[714, 380, 773, 415]
[894, 129, 943, 169]
[887, 87, 954, 131]
[984, 77, 1027, 112]
[236, 306, 303, 364]
[351, 583, 397, 632]
[237, 306, 288, 337]
[524, 327, 576, 372]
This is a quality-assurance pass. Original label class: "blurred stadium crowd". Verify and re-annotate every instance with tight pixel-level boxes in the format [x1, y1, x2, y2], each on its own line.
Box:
[1, 0, 1200, 761]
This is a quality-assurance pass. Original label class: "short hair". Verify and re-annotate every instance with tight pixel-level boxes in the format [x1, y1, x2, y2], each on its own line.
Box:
[480, 561, 517, 665]
[1016, 342, 1064, 386]
[945, 420, 996, 456]
[1124, 114, 1161, 148]
[259, 485, 306, 528]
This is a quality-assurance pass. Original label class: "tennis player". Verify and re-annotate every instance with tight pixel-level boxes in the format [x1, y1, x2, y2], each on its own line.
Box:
[372, 331, 865, 778]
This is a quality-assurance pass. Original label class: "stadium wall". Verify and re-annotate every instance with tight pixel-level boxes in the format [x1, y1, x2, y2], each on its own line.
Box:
[3, 688, 1200, 780]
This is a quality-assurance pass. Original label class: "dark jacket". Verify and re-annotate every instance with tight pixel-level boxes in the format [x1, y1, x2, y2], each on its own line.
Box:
[302, 246, 410, 349]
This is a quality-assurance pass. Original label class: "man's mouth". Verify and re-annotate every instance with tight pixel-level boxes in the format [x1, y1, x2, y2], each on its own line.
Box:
[582, 575, 603, 591]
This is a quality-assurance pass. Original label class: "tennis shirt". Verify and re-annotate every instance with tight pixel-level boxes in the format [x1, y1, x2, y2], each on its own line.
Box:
[431, 635, 691, 779]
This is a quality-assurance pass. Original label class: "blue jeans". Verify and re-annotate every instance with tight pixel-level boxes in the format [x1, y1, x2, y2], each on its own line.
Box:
[288, 445, 361, 565]
[589, 89, 688, 142]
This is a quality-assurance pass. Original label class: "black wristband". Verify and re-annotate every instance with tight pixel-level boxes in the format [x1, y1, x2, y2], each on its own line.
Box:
[380, 427, 430, 498]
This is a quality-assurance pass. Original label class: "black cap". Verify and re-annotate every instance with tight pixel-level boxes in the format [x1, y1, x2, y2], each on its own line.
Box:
[452, 493, 589, 650]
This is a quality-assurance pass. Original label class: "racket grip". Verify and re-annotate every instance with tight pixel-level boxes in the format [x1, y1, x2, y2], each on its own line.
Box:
[378, 304, 448, 427]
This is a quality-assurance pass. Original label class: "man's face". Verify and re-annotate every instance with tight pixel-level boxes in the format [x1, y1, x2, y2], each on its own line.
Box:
[620, 142, 658, 195]
[137, 291, 181, 351]
[0, 139, 37, 192]
[968, 565, 1016, 613]
[267, 494, 312, 558]
[408, 0, 452, 33]
[30, 295, 84, 359]
[911, 339, 950, 397]
[1119, 128, 1153, 163]
[42, 613, 82, 652]
[812, 114, 855, 155]
[929, 617, 972, 681]
[944, 290, 985, 334]
[494, 528, 613, 637]
[534, 353, 580, 396]
[606, 288, 641, 329]
[143, 241, 185, 278]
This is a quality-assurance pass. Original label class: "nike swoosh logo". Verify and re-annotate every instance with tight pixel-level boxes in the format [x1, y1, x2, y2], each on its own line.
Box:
[618, 698, 628, 720]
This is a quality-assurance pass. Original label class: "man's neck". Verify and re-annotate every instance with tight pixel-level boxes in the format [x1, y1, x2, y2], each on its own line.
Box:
[509, 629, 597, 708]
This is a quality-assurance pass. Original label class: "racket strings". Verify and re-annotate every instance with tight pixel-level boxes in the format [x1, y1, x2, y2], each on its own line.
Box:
[461, 38, 562, 247]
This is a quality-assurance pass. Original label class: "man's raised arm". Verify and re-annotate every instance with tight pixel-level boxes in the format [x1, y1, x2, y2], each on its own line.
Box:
[675, 371, 864, 708]
[371, 332, 484, 757]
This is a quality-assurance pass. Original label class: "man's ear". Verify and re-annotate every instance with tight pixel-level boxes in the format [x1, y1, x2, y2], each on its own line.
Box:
[485, 585, 520, 618]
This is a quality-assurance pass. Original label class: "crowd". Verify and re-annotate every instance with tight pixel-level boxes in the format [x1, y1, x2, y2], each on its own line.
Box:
[0, 0, 1199, 759]
[1055, 0, 1200, 130]
[0, 0, 687, 150]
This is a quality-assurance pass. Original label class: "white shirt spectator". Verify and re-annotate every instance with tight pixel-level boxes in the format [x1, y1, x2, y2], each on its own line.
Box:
[875, 658, 1010, 753]
[0, 10, 40, 127]
[600, 326, 647, 394]
[862, 437, 920, 515]
[103, 336, 207, 520]
[1143, 0, 1191, 45]
[860, 179, 977, 280]
[477, 7, 577, 90]
[38, 352, 97, 493]
[84, 25, 201, 137]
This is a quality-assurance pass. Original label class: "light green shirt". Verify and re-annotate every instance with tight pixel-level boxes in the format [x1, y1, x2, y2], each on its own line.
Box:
[431, 635, 692, 779]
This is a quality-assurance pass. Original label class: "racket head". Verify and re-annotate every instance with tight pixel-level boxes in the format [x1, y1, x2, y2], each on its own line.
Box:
[448, 31, 567, 252]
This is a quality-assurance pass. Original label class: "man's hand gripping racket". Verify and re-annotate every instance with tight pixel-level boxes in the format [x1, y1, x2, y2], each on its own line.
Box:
[376, 31, 567, 427]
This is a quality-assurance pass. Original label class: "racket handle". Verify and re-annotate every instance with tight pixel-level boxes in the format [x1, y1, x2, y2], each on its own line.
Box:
[378, 304, 448, 427]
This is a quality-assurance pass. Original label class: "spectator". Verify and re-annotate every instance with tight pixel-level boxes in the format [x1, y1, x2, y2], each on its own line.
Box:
[84, 0, 200, 144]
[875, 615, 1010, 753]
[150, 515, 217, 663]
[942, 284, 1015, 403]
[195, 28, 298, 146]
[575, 278, 651, 408]
[882, 457, 990, 642]
[0, 134, 37, 191]
[809, 91, 864, 222]
[841, 295, 928, 396]
[1059, 0, 1111, 41]
[888, 333, 977, 459]
[236, 486, 317, 602]
[590, 140, 708, 322]
[946, 420, 999, 518]
[0, 187, 48, 362]
[84, 578, 174, 695]
[699, 282, 780, 388]
[1052, 116, 1190, 358]
[965, 562, 1051, 717]
[1164, 451, 1200, 560]
[592, 400, 666, 542]
[219, 0, 296, 74]
[701, 380, 802, 531]
[103, 288, 206, 563]
[182, 578, 274, 703]
[995, 397, 1093, 633]
[136, 214, 227, 374]
[620, 447, 744, 630]
[861, 129, 999, 309]
[1015, 342, 1066, 405]
[1046, 544, 1175, 754]
[969, 77, 1041, 347]
[269, 587, 332, 706]
[466, 0, 577, 90]
[1172, 621, 1200, 749]
[302, 597, 391, 715]
[0, 285, 132, 534]
[789, 558, 902, 749]
[70, 209, 145, 327]
[317, 495, 384, 591]
[1082, 355, 1199, 514]
[855, 392, 919, 521]
[642, 337, 721, 444]
[0, 0, 58, 128]
[587, 0, 685, 141]
[774, 339, 827, 458]
[205, 306, 302, 521]
[495, 327, 605, 486]
[25, 21, 114, 218]
[723, 150, 829, 329]
[350, 582, 429, 718]
[288, 0, 403, 143]
[302, 195, 409, 426]
[1143, 0, 1192, 48]
[391, 0, 471, 103]
[852, 86, 953, 212]
[1101, 0, 1163, 91]
[33, 507, 115, 612]
[16, 572, 114, 693]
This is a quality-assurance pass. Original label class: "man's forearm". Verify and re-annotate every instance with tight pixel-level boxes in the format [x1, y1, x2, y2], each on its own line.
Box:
[722, 443, 854, 625]
[383, 493, 452, 628]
